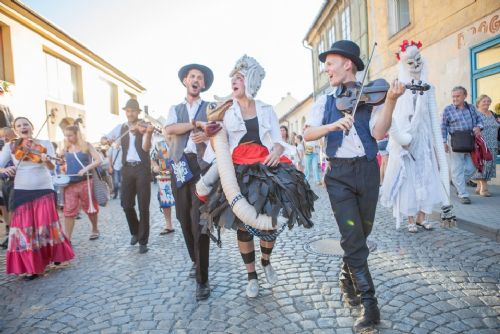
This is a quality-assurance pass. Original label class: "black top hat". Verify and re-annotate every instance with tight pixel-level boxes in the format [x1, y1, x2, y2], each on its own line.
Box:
[319, 40, 365, 71]
[178, 64, 214, 92]
[122, 98, 141, 111]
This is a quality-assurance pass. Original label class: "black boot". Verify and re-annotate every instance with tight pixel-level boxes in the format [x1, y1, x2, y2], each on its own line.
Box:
[349, 263, 380, 332]
[339, 262, 361, 306]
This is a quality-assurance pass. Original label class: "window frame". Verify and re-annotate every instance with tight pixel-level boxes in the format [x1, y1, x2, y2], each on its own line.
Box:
[43, 49, 83, 104]
[470, 35, 500, 107]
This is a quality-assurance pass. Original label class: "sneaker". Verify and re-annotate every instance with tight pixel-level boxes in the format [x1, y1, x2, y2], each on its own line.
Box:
[459, 197, 471, 204]
[263, 263, 278, 285]
[246, 279, 259, 298]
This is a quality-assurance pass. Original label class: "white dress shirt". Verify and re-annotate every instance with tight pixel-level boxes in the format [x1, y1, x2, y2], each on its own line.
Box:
[223, 99, 284, 154]
[105, 123, 142, 162]
[306, 93, 381, 158]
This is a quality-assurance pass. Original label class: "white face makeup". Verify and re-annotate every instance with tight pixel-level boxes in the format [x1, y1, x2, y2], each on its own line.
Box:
[400, 45, 423, 77]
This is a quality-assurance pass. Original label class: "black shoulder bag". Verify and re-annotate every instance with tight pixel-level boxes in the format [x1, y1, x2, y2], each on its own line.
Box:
[450, 103, 475, 153]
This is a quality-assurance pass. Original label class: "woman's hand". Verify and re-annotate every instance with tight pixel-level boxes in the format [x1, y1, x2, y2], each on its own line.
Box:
[77, 168, 88, 177]
[264, 150, 281, 167]
[152, 165, 160, 173]
[1, 166, 16, 177]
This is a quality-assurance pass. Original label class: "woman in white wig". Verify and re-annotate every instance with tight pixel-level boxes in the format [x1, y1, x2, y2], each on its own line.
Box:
[198, 55, 317, 298]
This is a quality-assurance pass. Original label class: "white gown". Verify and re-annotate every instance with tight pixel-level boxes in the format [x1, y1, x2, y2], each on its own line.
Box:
[380, 65, 447, 228]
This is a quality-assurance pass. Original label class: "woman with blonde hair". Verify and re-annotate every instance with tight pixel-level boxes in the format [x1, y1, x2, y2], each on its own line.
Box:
[472, 94, 499, 196]
[62, 125, 102, 240]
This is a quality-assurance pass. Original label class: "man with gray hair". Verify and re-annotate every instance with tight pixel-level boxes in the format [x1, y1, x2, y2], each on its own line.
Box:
[441, 86, 483, 204]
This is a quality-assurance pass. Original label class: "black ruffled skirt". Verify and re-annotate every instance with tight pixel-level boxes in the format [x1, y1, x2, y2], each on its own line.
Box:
[200, 162, 318, 235]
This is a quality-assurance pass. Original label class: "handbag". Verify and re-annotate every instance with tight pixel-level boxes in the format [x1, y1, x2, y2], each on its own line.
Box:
[73, 151, 110, 207]
[450, 103, 476, 153]
[450, 130, 474, 153]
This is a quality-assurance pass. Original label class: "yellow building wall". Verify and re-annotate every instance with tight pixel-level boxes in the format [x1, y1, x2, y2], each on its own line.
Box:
[368, 0, 499, 110]
[280, 95, 314, 135]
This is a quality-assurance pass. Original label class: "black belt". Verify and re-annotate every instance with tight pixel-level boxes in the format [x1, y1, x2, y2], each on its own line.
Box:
[327, 156, 367, 164]
[124, 161, 142, 167]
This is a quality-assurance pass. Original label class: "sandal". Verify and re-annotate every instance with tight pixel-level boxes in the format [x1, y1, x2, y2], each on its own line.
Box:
[416, 220, 433, 230]
[408, 223, 418, 233]
[89, 232, 100, 240]
[159, 228, 175, 235]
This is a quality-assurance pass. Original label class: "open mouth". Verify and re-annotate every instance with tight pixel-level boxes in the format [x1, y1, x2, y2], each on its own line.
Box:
[191, 84, 199, 90]
[21, 130, 29, 135]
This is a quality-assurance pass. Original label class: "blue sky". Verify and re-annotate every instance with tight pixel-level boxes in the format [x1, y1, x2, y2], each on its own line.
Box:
[23, 0, 324, 115]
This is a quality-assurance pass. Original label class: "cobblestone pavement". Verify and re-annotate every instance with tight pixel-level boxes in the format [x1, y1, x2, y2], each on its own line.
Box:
[1, 184, 499, 334]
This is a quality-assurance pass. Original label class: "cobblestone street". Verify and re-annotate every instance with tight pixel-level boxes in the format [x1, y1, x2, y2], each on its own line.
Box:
[1, 184, 499, 334]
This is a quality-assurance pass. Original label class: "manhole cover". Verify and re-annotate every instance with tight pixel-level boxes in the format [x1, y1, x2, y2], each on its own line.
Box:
[304, 239, 377, 257]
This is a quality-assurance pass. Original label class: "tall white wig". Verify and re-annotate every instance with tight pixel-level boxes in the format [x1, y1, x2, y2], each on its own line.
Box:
[230, 55, 266, 99]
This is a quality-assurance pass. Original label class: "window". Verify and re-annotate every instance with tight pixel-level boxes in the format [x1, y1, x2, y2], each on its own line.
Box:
[96, 78, 118, 115]
[471, 36, 500, 118]
[388, 0, 410, 35]
[328, 23, 336, 46]
[341, 6, 351, 40]
[45, 52, 82, 103]
[0, 23, 14, 83]
[318, 38, 325, 72]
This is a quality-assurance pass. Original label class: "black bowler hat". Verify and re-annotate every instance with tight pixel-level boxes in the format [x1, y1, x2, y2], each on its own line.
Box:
[122, 98, 141, 111]
[178, 64, 214, 92]
[319, 40, 365, 71]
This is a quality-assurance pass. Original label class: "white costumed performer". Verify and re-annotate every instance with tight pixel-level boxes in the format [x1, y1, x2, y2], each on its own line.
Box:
[380, 40, 454, 231]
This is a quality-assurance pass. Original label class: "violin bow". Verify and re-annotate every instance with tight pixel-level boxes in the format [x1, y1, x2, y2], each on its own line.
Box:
[349, 42, 378, 122]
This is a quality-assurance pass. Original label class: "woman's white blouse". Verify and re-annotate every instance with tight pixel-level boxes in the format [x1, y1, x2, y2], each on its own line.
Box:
[223, 99, 284, 154]
[0, 139, 55, 190]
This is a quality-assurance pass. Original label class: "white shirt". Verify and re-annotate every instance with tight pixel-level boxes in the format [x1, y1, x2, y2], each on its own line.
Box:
[0, 140, 55, 190]
[306, 93, 381, 158]
[165, 98, 202, 155]
[223, 99, 284, 154]
[105, 123, 142, 162]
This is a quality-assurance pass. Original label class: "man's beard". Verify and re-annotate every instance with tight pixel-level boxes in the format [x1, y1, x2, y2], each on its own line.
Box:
[188, 90, 200, 98]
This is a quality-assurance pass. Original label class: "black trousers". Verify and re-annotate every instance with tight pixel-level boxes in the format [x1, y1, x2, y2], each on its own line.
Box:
[324, 157, 380, 268]
[171, 153, 210, 284]
[121, 164, 151, 245]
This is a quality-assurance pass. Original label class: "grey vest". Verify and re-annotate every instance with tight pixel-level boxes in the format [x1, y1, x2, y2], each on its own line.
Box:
[170, 101, 208, 163]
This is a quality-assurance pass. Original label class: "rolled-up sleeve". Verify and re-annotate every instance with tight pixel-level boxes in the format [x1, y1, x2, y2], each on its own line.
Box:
[369, 104, 383, 136]
[306, 95, 327, 127]
[471, 105, 484, 129]
[104, 124, 122, 141]
[164, 106, 178, 127]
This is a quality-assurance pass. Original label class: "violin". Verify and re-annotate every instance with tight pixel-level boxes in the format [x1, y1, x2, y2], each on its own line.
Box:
[129, 121, 162, 135]
[13, 138, 63, 164]
[335, 78, 431, 113]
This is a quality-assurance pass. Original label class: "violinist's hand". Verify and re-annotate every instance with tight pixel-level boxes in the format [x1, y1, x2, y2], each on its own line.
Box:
[40, 153, 49, 163]
[2, 166, 16, 177]
[145, 124, 154, 134]
[152, 165, 160, 174]
[330, 114, 354, 132]
[264, 149, 281, 167]
[386, 79, 406, 101]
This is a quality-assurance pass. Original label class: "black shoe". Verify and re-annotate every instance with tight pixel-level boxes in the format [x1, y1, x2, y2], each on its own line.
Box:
[189, 264, 196, 279]
[130, 235, 138, 245]
[139, 245, 148, 254]
[349, 263, 380, 332]
[196, 281, 211, 301]
[23, 274, 39, 281]
[466, 180, 477, 187]
[339, 263, 361, 306]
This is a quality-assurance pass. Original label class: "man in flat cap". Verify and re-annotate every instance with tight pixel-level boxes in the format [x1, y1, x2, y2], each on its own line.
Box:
[164, 64, 214, 301]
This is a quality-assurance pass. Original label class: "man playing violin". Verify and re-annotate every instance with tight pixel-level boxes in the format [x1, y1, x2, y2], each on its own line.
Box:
[304, 40, 405, 333]
[102, 98, 154, 254]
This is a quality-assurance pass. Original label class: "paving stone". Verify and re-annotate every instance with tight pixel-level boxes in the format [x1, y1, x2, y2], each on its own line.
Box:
[0, 185, 497, 333]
